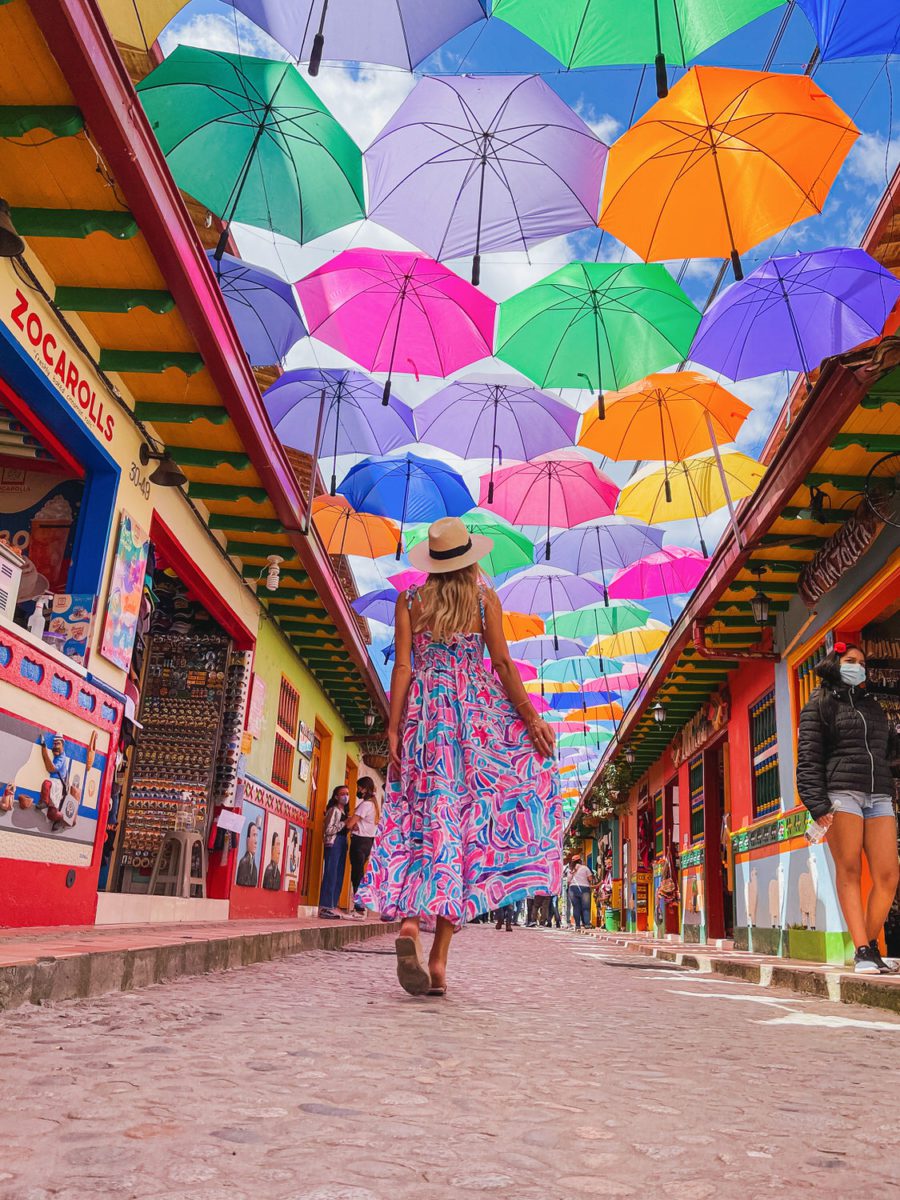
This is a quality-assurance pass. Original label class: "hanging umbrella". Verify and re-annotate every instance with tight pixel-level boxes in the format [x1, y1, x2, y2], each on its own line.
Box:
[387, 569, 427, 591]
[546, 600, 649, 643]
[264, 368, 415, 495]
[564, 703, 625, 723]
[601, 661, 649, 690]
[406, 510, 534, 577]
[492, 0, 783, 95]
[796, 0, 900, 59]
[415, 377, 579, 501]
[485, 657, 538, 681]
[503, 611, 545, 640]
[689, 248, 900, 384]
[483, 451, 619, 561]
[593, 620, 670, 658]
[545, 518, 665, 603]
[206, 251, 306, 367]
[547, 690, 620, 709]
[496, 565, 606, 625]
[545, 719, 591, 734]
[96, 0, 189, 50]
[600, 66, 857, 280]
[229, 0, 487, 74]
[338, 452, 474, 558]
[136, 46, 365, 252]
[608, 547, 710, 602]
[525, 679, 581, 694]
[509, 636, 587, 663]
[496, 262, 700, 419]
[365, 73, 606, 283]
[559, 731, 613, 749]
[312, 496, 401, 557]
[352, 587, 399, 623]
[617, 451, 765, 553]
[296, 249, 496, 406]
[541, 656, 617, 684]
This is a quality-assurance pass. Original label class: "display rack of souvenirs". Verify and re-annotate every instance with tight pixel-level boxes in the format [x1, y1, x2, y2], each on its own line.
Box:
[213, 649, 252, 806]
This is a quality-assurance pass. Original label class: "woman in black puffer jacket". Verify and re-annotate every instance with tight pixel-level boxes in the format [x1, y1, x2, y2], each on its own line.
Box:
[797, 642, 900, 974]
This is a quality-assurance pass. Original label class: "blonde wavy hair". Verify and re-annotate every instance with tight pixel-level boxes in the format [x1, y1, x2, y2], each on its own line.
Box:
[417, 564, 483, 642]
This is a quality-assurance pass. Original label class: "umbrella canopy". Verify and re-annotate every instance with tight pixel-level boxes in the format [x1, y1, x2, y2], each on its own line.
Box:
[312, 495, 401, 557]
[541, 656, 616, 684]
[485, 657, 538, 681]
[544, 718, 590, 733]
[593, 621, 670, 657]
[608, 546, 709, 599]
[580, 370, 750, 461]
[544, 518, 664, 602]
[503, 611, 545, 640]
[796, 0, 900, 59]
[617, 451, 765, 528]
[136, 46, 365, 247]
[365, 73, 606, 282]
[565, 703, 625, 722]
[296, 249, 497, 405]
[546, 599, 649, 642]
[558, 730, 613, 749]
[338, 452, 474, 557]
[496, 565, 606, 618]
[387, 569, 427, 592]
[492, 0, 782, 93]
[599, 67, 858, 280]
[496, 262, 700, 417]
[96, 0, 188, 49]
[264, 368, 415, 494]
[509, 635, 588, 663]
[689, 248, 900, 383]
[207, 251, 306, 366]
[352, 587, 399, 623]
[602, 662, 649, 690]
[547, 689, 620, 709]
[525, 678, 581, 694]
[406, 510, 534, 576]
[230, 0, 487, 71]
[415, 377, 579, 500]
[483, 451, 619, 561]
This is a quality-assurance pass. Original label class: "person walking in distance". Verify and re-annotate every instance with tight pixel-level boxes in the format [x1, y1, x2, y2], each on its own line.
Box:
[495, 902, 515, 931]
[347, 776, 379, 915]
[797, 641, 900, 974]
[568, 855, 594, 931]
[318, 786, 349, 920]
[358, 517, 561, 996]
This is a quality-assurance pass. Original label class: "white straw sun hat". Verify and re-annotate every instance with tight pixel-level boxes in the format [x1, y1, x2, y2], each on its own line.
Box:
[407, 517, 493, 575]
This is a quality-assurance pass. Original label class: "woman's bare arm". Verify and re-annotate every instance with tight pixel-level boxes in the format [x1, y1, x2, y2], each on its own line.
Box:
[388, 594, 414, 770]
[483, 588, 555, 760]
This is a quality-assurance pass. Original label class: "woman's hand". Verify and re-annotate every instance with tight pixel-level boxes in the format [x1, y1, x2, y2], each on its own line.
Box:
[388, 728, 402, 772]
[527, 717, 555, 761]
[816, 813, 834, 832]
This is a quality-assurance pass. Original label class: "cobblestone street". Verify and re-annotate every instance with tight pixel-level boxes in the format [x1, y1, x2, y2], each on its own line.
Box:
[2, 926, 900, 1200]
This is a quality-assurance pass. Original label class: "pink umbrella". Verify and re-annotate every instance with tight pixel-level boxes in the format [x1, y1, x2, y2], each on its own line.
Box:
[388, 568, 427, 591]
[607, 546, 710, 622]
[296, 248, 496, 405]
[485, 657, 538, 681]
[600, 661, 649, 691]
[529, 692, 551, 714]
[481, 450, 619, 562]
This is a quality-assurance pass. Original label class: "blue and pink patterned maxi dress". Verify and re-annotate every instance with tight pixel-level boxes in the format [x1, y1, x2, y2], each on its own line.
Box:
[359, 605, 562, 926]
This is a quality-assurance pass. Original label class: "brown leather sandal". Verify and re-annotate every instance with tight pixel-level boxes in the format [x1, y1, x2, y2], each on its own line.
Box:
[394, 935, 431, 996]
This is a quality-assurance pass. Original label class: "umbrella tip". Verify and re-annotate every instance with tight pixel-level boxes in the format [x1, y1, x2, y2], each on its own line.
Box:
[472, 254, 481, 287]
[730, 250, 744, 281]
[654, 53, 668, 99]
[382, 379, 392, 407]
[309, 31, 324, 75]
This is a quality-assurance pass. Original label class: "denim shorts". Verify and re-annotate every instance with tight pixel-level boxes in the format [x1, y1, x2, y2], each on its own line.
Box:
[828, 790, 895, 820]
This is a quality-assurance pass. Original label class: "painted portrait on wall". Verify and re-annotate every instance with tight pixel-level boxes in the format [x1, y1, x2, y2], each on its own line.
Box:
[262, 813, 285, 891]
[234, 800, 264, 888]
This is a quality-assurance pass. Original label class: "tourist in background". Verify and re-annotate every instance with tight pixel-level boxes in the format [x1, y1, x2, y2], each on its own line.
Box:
[569, 855, 594, 931]
[347, 776, 379, 914]
[319, 785, 349, 920]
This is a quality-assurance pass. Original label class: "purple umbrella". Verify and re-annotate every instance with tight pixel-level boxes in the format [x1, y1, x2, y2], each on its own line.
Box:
[414, 375, 580, 501]
[366, 74, 607, 283]
[509, 635, 587, 663]
[497, 565, 605, 650]
[264, 368, 415, 495]
[352, 588, 399, 624]
[229, 0, 487, 74]
[545, 518, 666, 603]
[690, 247, 900, 384]
[207, 251, 306, 366]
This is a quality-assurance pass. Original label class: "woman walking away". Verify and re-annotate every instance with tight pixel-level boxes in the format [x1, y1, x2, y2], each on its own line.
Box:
[797, 641, 900, 974]
[347, 776, 380, 914]
[568, 855, 594, 931]
[358, 517, 561, 996]
[319, 785, 349, 920]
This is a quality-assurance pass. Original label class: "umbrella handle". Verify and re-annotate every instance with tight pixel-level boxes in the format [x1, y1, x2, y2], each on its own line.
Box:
[596, 392, 605, 422]
[308, 0, 329, 76]
[545, 538, 552, 562]
[382, 379, 392, 406]
[472, 253, 481, 287]
[730, 250, 744, 281]
[654, 53, 668, 99]
[214, 228, 229, 262]
[330, 472, 337, 497]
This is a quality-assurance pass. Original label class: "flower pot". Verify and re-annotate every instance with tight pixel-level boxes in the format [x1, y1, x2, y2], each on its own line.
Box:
[604, 908, 621, 932]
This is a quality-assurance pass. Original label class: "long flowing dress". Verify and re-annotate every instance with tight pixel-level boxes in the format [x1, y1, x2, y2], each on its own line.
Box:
[359, 593, 562, 926]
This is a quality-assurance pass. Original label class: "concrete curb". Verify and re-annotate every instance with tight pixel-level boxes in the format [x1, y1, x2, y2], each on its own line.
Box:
[586, 932, 900, 1016]
[0, 921, 394, 1013]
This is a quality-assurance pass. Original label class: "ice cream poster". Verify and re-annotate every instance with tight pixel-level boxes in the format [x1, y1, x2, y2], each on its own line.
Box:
[46, 594, 96, 666]
[100, 511, 149, 672]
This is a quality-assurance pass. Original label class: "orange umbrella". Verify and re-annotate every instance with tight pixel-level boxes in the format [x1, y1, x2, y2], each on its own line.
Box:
[600, 67, 857, 279]
[564, 703, 626, 723]
[580, 371, 749, 461]
[503, 611, 545, 640]
[312, 495, 400, 557]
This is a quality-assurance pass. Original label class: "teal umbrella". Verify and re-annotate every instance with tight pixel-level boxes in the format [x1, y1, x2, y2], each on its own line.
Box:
[137, 45, 365, 252]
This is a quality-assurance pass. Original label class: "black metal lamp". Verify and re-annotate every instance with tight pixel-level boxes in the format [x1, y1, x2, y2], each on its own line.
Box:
[749, 565, 771, 626]
[139, 441, 187, 488]
[625, 747, 635, 765]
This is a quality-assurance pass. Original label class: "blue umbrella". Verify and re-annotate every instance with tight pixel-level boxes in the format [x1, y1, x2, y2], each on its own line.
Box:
[352, 588, 399, 624]
[548, 690, 620, 710]
[338, 452, 474, 559]
[207, 251, 306, 366]
[796, 0, 900, 58]
[264, 368, 416, 495]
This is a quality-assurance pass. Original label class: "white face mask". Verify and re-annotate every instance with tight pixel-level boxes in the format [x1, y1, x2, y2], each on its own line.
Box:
[840, 662, 866, 688]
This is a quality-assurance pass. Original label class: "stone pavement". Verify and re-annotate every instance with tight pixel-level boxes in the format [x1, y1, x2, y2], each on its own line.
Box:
[2, 924, 899, 1200]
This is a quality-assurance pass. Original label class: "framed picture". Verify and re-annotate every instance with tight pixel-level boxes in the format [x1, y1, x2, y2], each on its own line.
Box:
[99, 511, 150, 672]
[297, 755, 310, 783]
[297, 721, 314, 759]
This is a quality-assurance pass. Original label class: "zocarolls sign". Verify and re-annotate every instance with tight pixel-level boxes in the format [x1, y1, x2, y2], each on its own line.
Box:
[798, 500, 883, 608]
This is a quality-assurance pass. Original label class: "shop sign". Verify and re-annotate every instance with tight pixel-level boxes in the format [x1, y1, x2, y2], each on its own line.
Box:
[670, 689, 730, 767]
[3, 279, 116, 445]
[799, 500, 884, 608]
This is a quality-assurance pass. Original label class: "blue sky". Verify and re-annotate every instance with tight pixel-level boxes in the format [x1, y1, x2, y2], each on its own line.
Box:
[158, 2, 900, 694]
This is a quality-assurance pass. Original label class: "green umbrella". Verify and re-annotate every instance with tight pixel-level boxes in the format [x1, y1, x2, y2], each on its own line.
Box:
[405, 510, 534, 576]
[496, 262, 700, 420]
[558, 730, 613, 749]
[546, 600, 649, 641]
[136, 45, 364, 252]
[540, 656, 622, 684]
[492, 0, 783, 96]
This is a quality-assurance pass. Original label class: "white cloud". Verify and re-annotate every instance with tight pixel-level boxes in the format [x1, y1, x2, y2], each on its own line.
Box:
[845, 130, 900, 189]
[160, 10, 288, 59]
[304, 63, 416, 149]
[573, 98, 620, 146]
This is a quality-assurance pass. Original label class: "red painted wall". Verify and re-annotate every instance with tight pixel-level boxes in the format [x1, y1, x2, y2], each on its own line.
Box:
[726, 659, 776, 831]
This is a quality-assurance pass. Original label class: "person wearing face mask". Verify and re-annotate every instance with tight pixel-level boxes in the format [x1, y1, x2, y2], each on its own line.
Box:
[797, 641, 900, 974]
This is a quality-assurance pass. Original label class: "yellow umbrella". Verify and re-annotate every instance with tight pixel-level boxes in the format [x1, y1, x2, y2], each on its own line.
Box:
[594, 621, 670, 658]
[565, 703, 625, 722]
[312, 495, 400, 558]
[524, 679, 580, 695]
[617, 451, 764, 524]
[96, 0, 188, 49]
[559, 787, 581, 799]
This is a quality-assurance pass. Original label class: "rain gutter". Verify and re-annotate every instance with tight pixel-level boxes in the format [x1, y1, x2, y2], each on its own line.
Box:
[31, 0, 387, 718]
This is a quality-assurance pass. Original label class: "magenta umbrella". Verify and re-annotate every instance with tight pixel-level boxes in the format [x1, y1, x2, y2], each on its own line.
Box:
[387, 568, 427, 591]
[607, 546, 709, 621]
[481, 450, 619, 561]
[600, 661, 649, 691]
[296, 248, 496, 405]
[484, 657, 538, 681]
